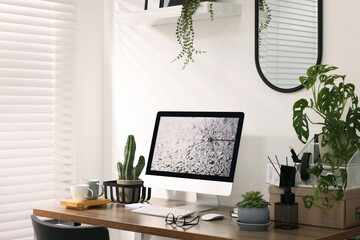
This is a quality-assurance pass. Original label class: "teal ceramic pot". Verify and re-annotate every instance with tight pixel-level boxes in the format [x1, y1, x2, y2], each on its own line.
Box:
[237, 206, 269, 224]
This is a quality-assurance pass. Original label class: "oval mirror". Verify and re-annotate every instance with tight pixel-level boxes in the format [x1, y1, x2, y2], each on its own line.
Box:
[255, 0, 322, 92]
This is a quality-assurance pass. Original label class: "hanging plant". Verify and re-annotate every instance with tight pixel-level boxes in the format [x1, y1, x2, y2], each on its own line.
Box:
[258, 0, 271, 44]
[172, 0, 214, 69]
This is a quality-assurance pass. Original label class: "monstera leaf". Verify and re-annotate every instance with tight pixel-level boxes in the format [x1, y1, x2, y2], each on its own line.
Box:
[317, 87, 330, 114]
[301, 65, 338, 90]
[293, 99, 309, 143]
[320, 74, 345, 86]
[346, 107, 360, 142]
[300, 75, 314, 90]
[308, 64, 338, 76]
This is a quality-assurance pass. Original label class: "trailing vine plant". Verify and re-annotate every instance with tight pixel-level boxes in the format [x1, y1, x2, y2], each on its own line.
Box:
[292, 64, 360, 210]
[172, 0, 214, 69]
[258, 0, 271, 44]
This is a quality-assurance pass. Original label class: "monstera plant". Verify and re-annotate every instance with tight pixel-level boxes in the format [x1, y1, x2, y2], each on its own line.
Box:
[173, 0, 214, 69]
[292, 64, 360, 210]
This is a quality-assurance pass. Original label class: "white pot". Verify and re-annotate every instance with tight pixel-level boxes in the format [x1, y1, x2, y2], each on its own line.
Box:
[318, 134, 348, 166]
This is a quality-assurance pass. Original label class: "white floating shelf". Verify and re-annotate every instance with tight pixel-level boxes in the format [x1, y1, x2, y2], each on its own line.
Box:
[119, 2, 242, 26]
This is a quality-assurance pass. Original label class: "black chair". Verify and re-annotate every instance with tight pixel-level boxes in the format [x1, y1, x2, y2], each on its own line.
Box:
[31, 215, 109, 240]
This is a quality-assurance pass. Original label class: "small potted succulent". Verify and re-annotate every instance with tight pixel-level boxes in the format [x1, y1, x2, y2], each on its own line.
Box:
[116, 135, 145, 203]
[236, 191, 270, 224]
[292, 64, 360, 210]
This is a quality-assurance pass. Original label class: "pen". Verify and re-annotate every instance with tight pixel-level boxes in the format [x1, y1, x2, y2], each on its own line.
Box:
[267, 156, 280, 177]
[275, 155, 280, 167]
[289, 146, 300, 163]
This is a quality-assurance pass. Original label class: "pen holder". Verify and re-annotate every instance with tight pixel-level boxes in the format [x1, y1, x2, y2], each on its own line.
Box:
[274, 187, 299, 229]
[280, 165, 295, 187]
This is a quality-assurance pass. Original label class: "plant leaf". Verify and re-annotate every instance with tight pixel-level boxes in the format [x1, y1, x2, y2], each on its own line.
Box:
[346, 107, 360, 141]
[303, 195, 314, 209]
[322, 74, 345, 86]
[339, 169, 348, 189]
[335, 187, 345, 201]
[293, 99, 309, 143]
[317, 87, 330, 114]
[299, 76, 314, 90]
[236, 191, 269, 207]
[300, 65, 337, 89]
[307, 162, 323, 177]
[311, 64, 338, 75]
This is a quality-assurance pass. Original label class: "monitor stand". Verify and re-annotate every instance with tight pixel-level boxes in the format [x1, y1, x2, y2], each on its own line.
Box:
[175, 193, 219, 212]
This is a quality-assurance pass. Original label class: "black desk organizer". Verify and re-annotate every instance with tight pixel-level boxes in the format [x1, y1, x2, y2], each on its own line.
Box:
[103, 180, 151, 204]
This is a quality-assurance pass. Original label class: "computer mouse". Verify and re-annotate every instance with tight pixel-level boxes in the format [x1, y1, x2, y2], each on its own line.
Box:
[201, 213, 225, 221]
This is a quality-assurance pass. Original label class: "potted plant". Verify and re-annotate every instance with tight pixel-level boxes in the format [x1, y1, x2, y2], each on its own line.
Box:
[292, 64, 360, 209]
[236, 191, 270, 224]
[173, 0, 215, 69]
[116, 135, 146, 203]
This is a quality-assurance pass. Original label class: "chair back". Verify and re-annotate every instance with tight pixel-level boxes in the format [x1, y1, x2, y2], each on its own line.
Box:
[31, 215, 109, 240]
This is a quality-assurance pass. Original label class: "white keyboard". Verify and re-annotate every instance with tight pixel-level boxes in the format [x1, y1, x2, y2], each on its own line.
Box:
[131, 206, 195, 218]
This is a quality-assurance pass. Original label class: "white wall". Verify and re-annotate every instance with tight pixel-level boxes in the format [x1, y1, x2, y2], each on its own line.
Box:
[74, 0, 360, 212]
[105, 0, 360, 207]
[75, 0, 104, 181]
[107, 11, 295, 202]
[71, 0, 360, 239]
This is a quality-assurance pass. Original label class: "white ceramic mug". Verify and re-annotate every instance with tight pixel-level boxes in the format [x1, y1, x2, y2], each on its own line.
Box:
[70, 184, 93, 202]
[80, 179, 104, 200]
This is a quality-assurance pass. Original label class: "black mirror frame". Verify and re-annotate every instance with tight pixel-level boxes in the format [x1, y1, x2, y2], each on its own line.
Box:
[255, 0, 323, 93]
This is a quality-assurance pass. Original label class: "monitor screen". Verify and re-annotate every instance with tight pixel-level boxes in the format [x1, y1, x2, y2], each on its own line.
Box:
[146, 112, 244, 183]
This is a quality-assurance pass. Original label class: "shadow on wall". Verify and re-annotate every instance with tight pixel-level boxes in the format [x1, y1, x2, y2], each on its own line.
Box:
[220, 134, 303, 206]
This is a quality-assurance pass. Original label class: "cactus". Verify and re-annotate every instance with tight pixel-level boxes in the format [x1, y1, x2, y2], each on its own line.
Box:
[117, 135, 145, 180]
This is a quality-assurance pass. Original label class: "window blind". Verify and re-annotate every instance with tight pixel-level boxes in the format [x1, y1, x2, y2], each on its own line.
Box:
[0, 1, 77, 239]
[259, 0, 318, 88]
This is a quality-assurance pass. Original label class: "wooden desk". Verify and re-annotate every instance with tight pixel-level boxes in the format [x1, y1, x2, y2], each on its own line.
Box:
[33, 198, 360, 240]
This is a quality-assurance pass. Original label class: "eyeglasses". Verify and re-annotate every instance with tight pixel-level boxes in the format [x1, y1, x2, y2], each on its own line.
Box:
[165, 213, 200, 227]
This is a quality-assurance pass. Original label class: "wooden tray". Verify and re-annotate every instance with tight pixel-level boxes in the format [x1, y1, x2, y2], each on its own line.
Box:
[60, 198, 110, 210]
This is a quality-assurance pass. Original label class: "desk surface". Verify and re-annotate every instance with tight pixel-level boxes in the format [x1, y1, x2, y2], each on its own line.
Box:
[33, 198, 360, 240]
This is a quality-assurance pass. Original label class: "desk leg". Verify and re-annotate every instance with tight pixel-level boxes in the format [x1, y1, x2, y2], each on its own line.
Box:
[135, 232, 150, 240]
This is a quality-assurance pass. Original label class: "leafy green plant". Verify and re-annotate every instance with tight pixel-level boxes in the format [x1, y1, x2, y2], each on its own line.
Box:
[258, 0, 272, 40]
[236, 191, 270, 208]
[292, 64, 360, 210]
[173, 0, 214, 69]
[117, 135, 145, 180]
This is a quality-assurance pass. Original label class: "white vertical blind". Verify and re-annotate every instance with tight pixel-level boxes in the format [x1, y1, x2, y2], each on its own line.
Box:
[259, 0, 318, 88]
[0, 1, 77, 239]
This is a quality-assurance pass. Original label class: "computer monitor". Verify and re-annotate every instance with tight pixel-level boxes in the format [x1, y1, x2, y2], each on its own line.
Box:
[144, 111, 244, 211]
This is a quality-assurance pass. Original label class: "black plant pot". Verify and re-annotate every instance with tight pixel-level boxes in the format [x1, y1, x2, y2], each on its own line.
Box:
[103, 180, 151, 204]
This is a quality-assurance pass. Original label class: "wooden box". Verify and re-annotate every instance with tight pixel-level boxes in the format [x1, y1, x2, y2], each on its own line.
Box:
[269, 186, 360, 229]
